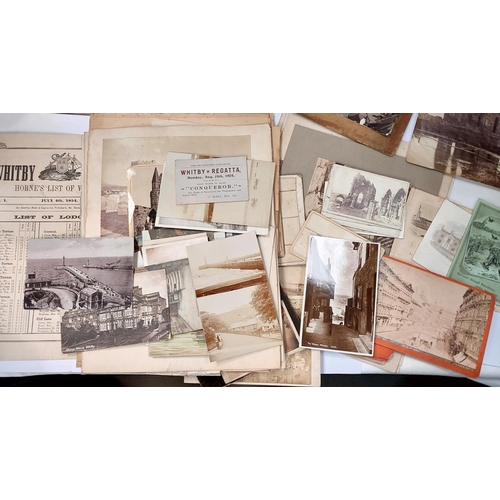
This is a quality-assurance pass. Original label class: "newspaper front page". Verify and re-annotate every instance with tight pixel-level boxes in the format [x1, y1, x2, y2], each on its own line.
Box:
[0, 133, 83, 360]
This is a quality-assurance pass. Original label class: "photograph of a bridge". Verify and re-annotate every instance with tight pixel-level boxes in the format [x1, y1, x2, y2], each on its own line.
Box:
[24, 237, 134, 311]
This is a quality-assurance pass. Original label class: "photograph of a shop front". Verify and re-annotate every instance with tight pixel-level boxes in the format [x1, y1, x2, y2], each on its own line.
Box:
[300, 236, 379, 355]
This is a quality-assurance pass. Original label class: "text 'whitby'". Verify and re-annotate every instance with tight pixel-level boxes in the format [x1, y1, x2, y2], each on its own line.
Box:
[0, 165, 36, 181]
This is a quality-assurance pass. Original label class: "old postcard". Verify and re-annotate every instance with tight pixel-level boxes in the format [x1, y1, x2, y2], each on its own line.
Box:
[156, 153, 275, 233]
[390, 188, 446, 263]
[321, 164, 410, 238]
[290, 210, 368, 262]
[25, 237, 134, 311]
[412, 200, 471, 275]
[186, 231, 282, 362]
[61, 268, 170, 353]
[377, 256, 495, 378]
[407, 113, 500, 189]
[175, 156, 249, 204]
[84, 124, 273, 238]
[0, 133, 83, 360]
[228, 349, 321, 386]
[300, 236, 380, 356]
[141, 234, 209, 357]
[448, 200, 500, 307]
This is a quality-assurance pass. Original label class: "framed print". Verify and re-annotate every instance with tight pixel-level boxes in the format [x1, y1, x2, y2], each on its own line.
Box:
[298, 113, 413, 156]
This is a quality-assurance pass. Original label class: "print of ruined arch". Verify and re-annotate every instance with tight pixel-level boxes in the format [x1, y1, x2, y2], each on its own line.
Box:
[380, 188, 406, 220]
[347, 174, 376, 210]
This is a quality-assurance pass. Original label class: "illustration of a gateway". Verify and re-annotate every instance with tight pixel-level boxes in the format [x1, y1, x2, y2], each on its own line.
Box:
[38, 152, 82, 181]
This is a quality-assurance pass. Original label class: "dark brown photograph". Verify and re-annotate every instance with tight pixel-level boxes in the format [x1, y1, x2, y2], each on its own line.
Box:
[407, 113, 500, 189]
[300, 236, 380, 355]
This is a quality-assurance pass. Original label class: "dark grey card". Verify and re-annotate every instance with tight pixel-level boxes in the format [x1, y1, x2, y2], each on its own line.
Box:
[281, 125, 445, 198]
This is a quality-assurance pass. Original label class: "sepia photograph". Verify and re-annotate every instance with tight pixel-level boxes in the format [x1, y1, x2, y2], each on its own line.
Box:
[60, 268, 170, 353]
[24, 237, 134, 311]
[407, 113, 500, 189]
[390, 188, 445, 263]
[187, 231, 282, 362]
[232, 349, 321, 387]
[321, 163, 409, 237]
[304, 157, 334, 217]
[412, 200, 471, 275]
[376, 256, 495, 378]
[300, 236, 380, 356]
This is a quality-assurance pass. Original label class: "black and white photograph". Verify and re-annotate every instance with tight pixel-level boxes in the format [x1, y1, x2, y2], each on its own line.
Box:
[376, 257, 494, 378]
[412, 200, 471, 275]
[186, 231, 282, 362]
[24, 237, 134, 311]
[407, 113, 500, 189]
[146, 256, 208, 357]
[340, 113, 401, 136]
[321, 163, 410, 237]
[60, 268, 170, 353]
[300, 236, 380, 356]
[128, 162, 163, 246]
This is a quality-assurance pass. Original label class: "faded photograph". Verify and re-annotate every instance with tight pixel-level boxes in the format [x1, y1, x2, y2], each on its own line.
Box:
[234, 349, 321, 386]
[60, 269, 170, 353]
[412, 200, 471, 275]
[300, 236, 380, 355]
[377, 257, 493, 373]
[340, 113, 401, 136]
[322, 164, 409, 236]
[25, 237, 134, 311]
[390, 188, 445, 263]
[187, 232, 282, 362]
[408, 113, 500, 189]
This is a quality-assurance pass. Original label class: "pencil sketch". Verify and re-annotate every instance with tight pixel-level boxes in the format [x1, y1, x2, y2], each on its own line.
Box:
[413, 200, 471, 275]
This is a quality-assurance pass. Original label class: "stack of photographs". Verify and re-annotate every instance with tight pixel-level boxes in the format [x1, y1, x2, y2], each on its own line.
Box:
[321, 163, 410, 238]
[186, 231, 283, 362]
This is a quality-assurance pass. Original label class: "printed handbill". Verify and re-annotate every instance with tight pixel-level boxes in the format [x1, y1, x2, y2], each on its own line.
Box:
[175, 156, 249, 205]
[0, 133, 83, 359]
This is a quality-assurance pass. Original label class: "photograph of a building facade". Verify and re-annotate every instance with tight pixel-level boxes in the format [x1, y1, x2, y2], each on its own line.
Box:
[300, 236, 379, 355]
[376, 257, 492, 374]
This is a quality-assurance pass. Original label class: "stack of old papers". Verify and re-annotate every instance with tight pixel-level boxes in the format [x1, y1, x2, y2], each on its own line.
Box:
[4, 112, 500, 385]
